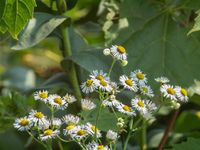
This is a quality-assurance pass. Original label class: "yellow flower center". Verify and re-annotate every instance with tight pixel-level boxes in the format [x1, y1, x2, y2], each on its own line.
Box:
[141, 87, 148, 93]
[54, 97, 62, 105]
[91, 125, 98, 132]
[98, 145, 104, 150]
[77, 129, 86, 136]
[136, 73, 144, 80]
[34, 112, 44, 119]
[44, 129, 53, 135]
[66, 124, 76, 130]
[96, 75, 104, 81]
[137, 100, 145, 108]
[196, 111, 200, 119]
[117, 45, 126, 54]
[181, 88, 187, 96]
[86, 79, 93, 87]
[125, 79, 133, 86]
[100, 80, 108, 87]
[39, 92, 48, 99]
[19, 119, 29, 126]
[167, 88, 175, 95]
[123, 105, 131, 112]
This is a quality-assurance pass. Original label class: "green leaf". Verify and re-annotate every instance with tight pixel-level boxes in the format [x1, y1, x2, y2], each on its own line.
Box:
[170, 138, 200, 150]
[188, 10, 200, 35]
[174, 111, 200, 133]
[122, 13, 200, 87]
[0, 0, 36, 39]
[11, 12, 68, 50]
[61, 49, 123, 80]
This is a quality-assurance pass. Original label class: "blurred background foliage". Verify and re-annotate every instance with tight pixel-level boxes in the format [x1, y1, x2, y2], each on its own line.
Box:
[1, 0, 200, 149]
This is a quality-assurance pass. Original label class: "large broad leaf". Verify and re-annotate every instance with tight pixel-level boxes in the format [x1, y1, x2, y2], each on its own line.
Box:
[11, 12, 68, 50]
[121, 13, 200, 87]
[169, 138, 200, 150]
[0, 0, 36, 39]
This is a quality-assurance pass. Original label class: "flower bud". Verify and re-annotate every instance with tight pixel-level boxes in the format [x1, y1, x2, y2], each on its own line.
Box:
[103, 48, 110, 55]
[121, 60, 128, 66]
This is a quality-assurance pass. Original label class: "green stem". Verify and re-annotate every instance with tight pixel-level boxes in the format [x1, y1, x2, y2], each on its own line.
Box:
[141, 119, 147, 150]
[108, 59, 116, 76]
[123, 118, 133, 150]
[58, 140, 64, 150]
[27, 131, 47, 149]
[95, 102, 102, 140]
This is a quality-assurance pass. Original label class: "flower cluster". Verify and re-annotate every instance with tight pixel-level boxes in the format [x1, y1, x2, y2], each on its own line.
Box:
[14, 45, 189, 150]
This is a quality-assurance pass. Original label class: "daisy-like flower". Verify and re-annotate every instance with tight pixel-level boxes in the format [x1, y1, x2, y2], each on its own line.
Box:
[102, 99, 120, 108]
[119, 75, 138, 92]
[28, 110, 49, 128]
[139, 84, 154, 97]
[90, 70, 109, 81]
[175, 86, 188, 102]
[116, 103, 136, 116]
[81, 99, 96, 111]
[62, 114, 80, 125]
[160, 84, 177, 100]
[106, 130, 118, 142]
[63, 93, 77, 104]
[145, 100, 158, 112]
[70, 125, 89, 140]
[34, 90, 49, 103]
[48, 94, 68, 110]
[98, 79, 112, 92]
[130, 69, 147, 84]
[81, 78, 97, 94]
[13, 116, 33, 131]
[52, 118, 62, 128]
[39, 129, 60, 141]
[131, 98, 148, 115]
[155, 77, 169, 84]
[86, 123, 102, 138]
[86, 141, 110, 150]
[110, 82, 120, 94]
[110, 45, 127, 60]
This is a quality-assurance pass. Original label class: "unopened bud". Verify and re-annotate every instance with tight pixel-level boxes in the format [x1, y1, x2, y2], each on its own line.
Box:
[121, 60, 128, 66]
[103, 48, 111, 55]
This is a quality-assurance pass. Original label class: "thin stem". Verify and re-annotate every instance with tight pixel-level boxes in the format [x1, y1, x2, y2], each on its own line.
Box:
[141, 120, 147, 150]
[60, 27, 82, 101]
[95, 102, 102, 140]
[157, 109, 180, 150]
[58, 140, 64, 150]
[108, 59, 116, 76]
[27, 131, 47, 148]
[123, 118, 133, 150]
[57, 136, 71, 143]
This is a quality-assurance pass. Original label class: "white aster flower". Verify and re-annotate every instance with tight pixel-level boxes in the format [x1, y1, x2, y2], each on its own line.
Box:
[116, 103, 136, 116]
[98, 79, 112, 92]
[13, 116, 33, 131]
[52, 118, 62, 128]
[34, 90, 49, 103]
[102, 99, 120, 108]
[63, 124, 78, 136]
[63, 93, 77, 104]
[130, 69, 147, 84]
[131, 98, 148, 115]
[70, 125, 89, 140]
[81, 99, 96, 111]
[155, 76, 169, 84]
[145, 100, 158, 112]
[160, 84, 177, 100]
[28, 110, 49, 128]
[90, 70, 109, 81]
[86, 123, 101, 138]
[81, 78, 97, 94]
[110, 45, 127, 60]
[62, 114, 80, 125]
[86, 141, 110, 150]
[119, 75, 138, 92]
[39, 129, 60, 141]
[110, 82, 120, 94]
[106, 130, 118, 142]
[175, 86, 188, 102]
[139, 84, 154, 97]
[48, 94, 68, 110]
